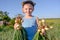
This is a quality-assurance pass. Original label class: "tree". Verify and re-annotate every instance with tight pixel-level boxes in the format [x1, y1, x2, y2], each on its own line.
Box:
[0, 11, 11, 26]
[0, 11, 3, 21]
[3, 11, 11, 22]
[0, 11, 11, 22]
[9, 18, 15, 25]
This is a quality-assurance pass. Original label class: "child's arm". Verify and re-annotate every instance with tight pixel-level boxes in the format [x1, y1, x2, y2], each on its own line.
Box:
[36, 17, 42, 29]
[36, 17, 39, 29]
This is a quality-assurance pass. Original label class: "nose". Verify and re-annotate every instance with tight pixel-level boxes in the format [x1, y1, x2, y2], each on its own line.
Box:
[27, 9, 30, 13]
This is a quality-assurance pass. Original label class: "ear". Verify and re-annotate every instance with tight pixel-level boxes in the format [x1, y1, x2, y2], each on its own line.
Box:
[22, 7, 24, 13]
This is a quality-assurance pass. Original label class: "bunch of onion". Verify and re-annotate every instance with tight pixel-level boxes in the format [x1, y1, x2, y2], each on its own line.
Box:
[32, 28, 45, 40]
[12, 16, 27, 40]
[32, 20, 45, 40]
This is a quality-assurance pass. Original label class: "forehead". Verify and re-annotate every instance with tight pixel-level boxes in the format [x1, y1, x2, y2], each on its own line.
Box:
[23, 4, 33, 8]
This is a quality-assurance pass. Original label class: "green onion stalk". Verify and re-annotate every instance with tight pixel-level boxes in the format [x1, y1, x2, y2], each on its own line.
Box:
[12, 25, 27, 40]
[32, 29, 45, 40]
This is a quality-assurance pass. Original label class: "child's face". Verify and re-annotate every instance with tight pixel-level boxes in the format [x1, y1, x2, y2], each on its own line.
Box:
[22, 4, 34, 16]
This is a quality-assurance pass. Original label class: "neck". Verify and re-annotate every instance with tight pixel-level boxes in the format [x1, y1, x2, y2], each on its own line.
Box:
[25, 15, 32, 17]
[25, 15, 33, 18]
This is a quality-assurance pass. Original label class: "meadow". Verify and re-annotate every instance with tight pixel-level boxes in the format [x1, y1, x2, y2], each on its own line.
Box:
[45, 18, 60, 40]
[0, 18, 60, 40]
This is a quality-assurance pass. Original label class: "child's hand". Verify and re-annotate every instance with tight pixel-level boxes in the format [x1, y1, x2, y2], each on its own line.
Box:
[16, 25, 22, 30]
[16, 27, 20, 30]
[41, 29, 46, 35]
[14, 24, 20, 30]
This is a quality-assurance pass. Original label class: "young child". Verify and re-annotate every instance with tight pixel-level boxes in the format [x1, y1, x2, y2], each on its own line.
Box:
[22, 0, 39, 40]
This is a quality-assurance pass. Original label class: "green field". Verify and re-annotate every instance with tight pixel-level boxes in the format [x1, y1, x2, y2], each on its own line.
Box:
[46, 18, 60, 24]
[45, 18, 60, 40]
[0, 18, 60, 40]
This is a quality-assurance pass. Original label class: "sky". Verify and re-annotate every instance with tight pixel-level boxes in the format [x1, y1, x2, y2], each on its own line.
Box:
[0, 0, 60, 19]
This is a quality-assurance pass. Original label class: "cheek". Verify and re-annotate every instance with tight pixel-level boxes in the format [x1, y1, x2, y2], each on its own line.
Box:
[30, 10, 33, 12]
[30, 8, 34, 12]
[23, 9, 27, 13]
[24, 10, 27, 13]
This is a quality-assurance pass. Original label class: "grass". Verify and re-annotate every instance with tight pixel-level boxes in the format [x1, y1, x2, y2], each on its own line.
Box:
[0, 25, 14, 40]
[46, 23, 60, 40]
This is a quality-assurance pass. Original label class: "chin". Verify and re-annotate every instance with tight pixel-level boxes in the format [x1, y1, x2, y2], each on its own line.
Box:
[28, 15, 30, 16]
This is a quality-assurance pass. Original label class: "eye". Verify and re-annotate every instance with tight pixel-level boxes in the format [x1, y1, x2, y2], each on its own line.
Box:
[25, 8, 27, 10]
